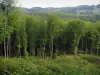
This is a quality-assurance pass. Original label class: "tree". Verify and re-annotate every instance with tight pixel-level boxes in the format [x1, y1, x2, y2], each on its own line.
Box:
[36, 17, 48, 58]
[0, 0, 17, 58]
[26, 15, 41, 56]
[90, 22, 100, 55]
[67, 19, 85, 56]
[47, 13, 64, 57]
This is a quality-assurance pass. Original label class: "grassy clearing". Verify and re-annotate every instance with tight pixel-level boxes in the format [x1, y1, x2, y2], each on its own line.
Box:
[0, 55, 100, 75]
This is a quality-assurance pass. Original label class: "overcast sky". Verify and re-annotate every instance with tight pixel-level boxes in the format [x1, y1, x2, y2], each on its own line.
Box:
[18, 0, 100, 8]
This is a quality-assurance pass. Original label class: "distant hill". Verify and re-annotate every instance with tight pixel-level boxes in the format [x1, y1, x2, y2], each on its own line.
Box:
[23, 4, 100, 22]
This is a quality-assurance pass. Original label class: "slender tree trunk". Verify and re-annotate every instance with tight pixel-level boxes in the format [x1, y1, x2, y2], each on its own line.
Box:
[85, 38, 87, 54]
[4, 39, 6, 58]
[58, 40, 59, 51]
[85, 49, 88, 54]
[9, 38, 11, 57]
[29, 43, 31, 56]
[64, 44, 65, 50]
[73, 42, 78, 57]
[97, 49, 98, 56]
[37, 48, 39, 56]
[81, 37, 84, 53]
[40, 44, 42, 57]
[29, 50, 30, 56]
[55, 41, 58, 56]
[18, 43, 21, 57]
[4, 16, 7, 58]
[51, 42, 53, 58]
[74, 47, 77, 57]
[43, 44, 45, 59]
[7, 37, 9, 58]
[23, 47, 26, 56]
[18, 48, 21, 57]
[91, 47, 93, 54]
[49, 44, 50, 56]
[50, 43, 53, 58]
[19, 38, 21, 57]
[33, 48, 35, 56]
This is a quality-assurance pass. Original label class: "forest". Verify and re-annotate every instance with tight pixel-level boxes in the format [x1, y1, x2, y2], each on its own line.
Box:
[0, 0, 100, 75]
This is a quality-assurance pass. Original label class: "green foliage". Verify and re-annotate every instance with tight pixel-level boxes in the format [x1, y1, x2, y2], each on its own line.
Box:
[0, 59, 7, 75]
[80, 54, 100, 64]
[0, 14, 14, 42]
[67, 19, 85, 53]
[0, 55, 100, 75]
[47, 13, 64, 43]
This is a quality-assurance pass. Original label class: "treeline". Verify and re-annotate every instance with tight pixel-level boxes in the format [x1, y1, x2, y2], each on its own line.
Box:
[26, 4, 100, 22]
[0, 0, 100, 58]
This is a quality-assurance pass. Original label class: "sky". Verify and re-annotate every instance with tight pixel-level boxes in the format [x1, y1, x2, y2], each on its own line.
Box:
[18, 0, 100, 8]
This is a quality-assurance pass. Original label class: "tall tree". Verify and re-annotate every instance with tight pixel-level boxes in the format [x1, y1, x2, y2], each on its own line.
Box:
[67, 20, 85, 56]
[0, 0, 17, 58]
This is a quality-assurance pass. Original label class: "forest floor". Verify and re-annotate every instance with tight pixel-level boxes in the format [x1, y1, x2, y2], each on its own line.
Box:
[0, 54, 100, 75]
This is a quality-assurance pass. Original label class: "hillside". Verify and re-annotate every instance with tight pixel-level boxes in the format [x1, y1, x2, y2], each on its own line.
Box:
[23, 4, 100, 22]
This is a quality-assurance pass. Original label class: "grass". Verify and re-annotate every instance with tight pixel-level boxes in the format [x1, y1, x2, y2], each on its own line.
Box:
[79, 54, 100, 64]
[0, 55, 100, 75]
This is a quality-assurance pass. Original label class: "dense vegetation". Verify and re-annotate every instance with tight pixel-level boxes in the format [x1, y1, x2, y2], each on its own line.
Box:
[0, 0, 100, 75]
[0, 55, 100, 75]
[0, 0, 100, 58]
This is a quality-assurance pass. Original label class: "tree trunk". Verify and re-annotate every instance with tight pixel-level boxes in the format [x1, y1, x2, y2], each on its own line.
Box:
[18, 43, 21, 57]
[4, 16, 7, 58]
[23, 47, 26, 56]
[91, 47, 93, 54]
[97, 49, 98, 56]
[85, 37, 88, 53]
[51, 43, 53, 58]
[55, 41, 58, 56]
[4, 39, 6, 58]
[33, 48, 35, 56]
[81, 37, 84, 53]
[85, 48, 88, 54]
[9, 38, 11, 57]
[64, 44, 65, 50]
[7, 37, 9, 58]
[43, 44, 45, 59]
[40, 44, 42, 57]
[50, 43, 53, 58]
[74, 47, 77, 57]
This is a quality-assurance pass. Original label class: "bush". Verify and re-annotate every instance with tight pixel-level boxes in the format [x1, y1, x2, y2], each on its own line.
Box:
[0, 55, 100, 75]
[0, 59, 7, 75]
